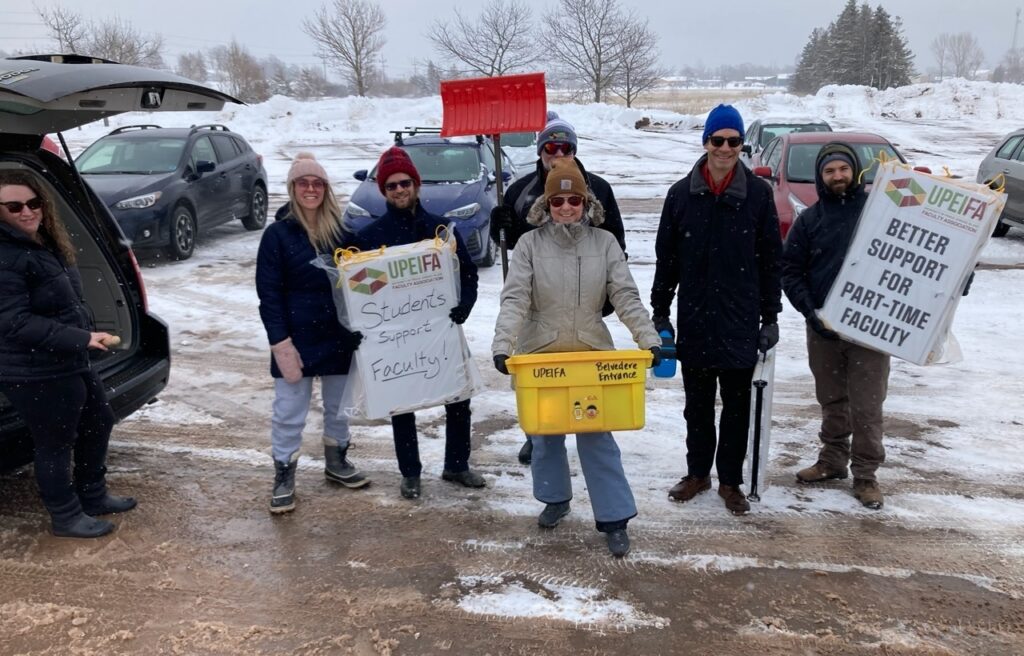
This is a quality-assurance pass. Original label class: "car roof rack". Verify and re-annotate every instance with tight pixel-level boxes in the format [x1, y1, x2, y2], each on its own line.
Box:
[107, 124, 162, 135]
[190, 124, 231, 134]
[390, 126, 489, 145]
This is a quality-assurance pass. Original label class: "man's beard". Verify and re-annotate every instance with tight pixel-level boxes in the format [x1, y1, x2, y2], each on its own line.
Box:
[826, 179, 850, 195]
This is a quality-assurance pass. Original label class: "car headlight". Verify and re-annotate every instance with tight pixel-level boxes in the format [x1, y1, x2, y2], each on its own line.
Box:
[788, 192, 807, 218]
[444, 203, 481, 219]
[345, 201, 370, 218]
[114, 191, 162, 210]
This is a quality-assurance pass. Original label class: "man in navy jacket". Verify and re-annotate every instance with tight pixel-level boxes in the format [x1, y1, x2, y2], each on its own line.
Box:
[352, 146, 484, 500]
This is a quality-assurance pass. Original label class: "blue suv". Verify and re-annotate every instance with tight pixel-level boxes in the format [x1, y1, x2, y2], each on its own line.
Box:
[78, 124, 268, 260]
[344, 128, 518, 267]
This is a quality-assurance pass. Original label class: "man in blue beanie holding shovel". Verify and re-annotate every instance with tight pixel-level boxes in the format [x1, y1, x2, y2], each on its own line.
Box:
[650, 104, 783, 516]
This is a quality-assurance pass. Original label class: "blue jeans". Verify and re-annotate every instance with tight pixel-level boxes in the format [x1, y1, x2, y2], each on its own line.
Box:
[530, 432, 637, 530]
[271, 375, 349, 463]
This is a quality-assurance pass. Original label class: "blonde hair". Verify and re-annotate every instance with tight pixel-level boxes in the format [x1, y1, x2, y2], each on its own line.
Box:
[286, 181, 345, 252]
[0, 171, 76, 264]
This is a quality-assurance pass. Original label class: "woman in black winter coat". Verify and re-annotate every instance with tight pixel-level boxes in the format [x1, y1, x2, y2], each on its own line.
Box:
[0, 172, 136, 539]
[255, 153, 369, 514]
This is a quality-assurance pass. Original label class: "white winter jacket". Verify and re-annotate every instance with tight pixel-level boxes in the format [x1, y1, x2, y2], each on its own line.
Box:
[492, 193, 659, 357]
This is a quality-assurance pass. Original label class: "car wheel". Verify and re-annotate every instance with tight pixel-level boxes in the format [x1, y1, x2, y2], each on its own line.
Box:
[167, 204, 197, 260]
[242, 183, 268, 230]
[992, 220, 1010, 238]
[479, 235, 498, 268]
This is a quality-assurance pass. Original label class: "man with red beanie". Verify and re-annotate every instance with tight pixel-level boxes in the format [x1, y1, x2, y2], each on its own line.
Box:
[352, 146, 485, 500]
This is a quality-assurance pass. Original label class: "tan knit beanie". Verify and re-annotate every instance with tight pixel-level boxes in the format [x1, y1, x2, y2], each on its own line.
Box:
[287, 152, 329, 184]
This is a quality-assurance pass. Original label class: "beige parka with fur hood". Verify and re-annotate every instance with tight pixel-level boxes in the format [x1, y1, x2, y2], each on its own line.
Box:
[491, 192, 660, 357]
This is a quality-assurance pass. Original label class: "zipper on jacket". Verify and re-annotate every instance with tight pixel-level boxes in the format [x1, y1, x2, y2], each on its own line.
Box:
[577, 256, 582, 306]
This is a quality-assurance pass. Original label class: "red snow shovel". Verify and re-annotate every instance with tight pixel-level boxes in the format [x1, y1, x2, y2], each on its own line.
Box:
[440, 73, 547, 278]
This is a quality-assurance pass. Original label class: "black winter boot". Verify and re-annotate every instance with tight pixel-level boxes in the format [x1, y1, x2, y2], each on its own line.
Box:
[605, 528, 630, 558]
[270, 456, 297, 514]
[518, 438, 533, 465]
[537, 501, 571, 528]
[323, 439, 370, 489]
[49, 497, 114, 539]
[78, 479, 137, 516]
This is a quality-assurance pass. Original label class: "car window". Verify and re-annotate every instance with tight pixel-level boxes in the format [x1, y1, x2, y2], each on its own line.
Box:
[375, 145, 480, 183]
[785, 144, 821, 182]
[764, 138, 782, 175]
[745, 122, 760, 146]
[760, 124, 830, 148]
[761, 139, 777, 164]
[502, 132, 536, 147]
[189, 136, 219, 169]
[211, 134, 241, 161]
[996, 135, 1023, 160]
[78, 137, 185, 174]
[853, 143, 901, 183]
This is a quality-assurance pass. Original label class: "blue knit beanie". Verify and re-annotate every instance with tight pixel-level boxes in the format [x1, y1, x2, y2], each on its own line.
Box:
[537, 110, 578, 155]
[701, 104, 745, 143]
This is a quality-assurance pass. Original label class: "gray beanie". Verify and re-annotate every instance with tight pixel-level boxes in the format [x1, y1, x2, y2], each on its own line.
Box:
[818, 151, 854, 174]
[537, 110, 578, 155]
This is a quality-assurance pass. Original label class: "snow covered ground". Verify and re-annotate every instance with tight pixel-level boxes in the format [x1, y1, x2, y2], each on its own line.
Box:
[57, 80, 1024, 633]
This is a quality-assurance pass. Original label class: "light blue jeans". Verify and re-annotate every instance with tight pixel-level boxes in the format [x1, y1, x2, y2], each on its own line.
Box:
[271, 375, 350, 463]
[530, 432, 637, 527]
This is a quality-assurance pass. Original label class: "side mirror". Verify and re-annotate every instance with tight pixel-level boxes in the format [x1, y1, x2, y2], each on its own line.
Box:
[741, 144, 752, 156]
[354, 169, 368, 181]
[195, 160, 215, 174]
[752, 166, 773, 179]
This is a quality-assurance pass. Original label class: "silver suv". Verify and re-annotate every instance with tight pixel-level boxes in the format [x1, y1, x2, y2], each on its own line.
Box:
[976, 128, 1024, 237]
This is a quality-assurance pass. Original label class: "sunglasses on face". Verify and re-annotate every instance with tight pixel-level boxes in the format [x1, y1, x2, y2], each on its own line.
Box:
[384, 178, 414, 192]
[542, 142, 575, 156]
[707, 136, 743, 148]
[0, 197, 43, 213]
[295, 178, 325, 190]
[548, 195, 583, 208]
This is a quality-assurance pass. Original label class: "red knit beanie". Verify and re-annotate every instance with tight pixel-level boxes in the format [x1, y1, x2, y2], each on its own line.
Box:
[375, 146, 421, 195]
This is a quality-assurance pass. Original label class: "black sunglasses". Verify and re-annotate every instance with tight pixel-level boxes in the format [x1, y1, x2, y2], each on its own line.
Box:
[708, 136, 743, 148]
[0, 197, 43, 213]
[549, 195, 583, 208]
[384, 178, 414, 192]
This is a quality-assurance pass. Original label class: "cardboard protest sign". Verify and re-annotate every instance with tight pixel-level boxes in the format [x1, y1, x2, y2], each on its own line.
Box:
[819, 161, 1005, 365]
[317, 232, 481, 419]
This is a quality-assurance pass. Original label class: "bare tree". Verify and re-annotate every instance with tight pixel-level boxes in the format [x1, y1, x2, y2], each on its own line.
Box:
[610, 16, 664, 107]
[428, 0, 540, 77]
[930, 33, 952, 80]
[543, 0, 625, 103]
[303, 0, 386, 96]
[222, 41, 270, 103]
[87, 17, 164, 67]
[176, 51, 208, 83]
[35, 3, 87, 53]
[294, 66, 328, 99]
[946, 32, 985, 79]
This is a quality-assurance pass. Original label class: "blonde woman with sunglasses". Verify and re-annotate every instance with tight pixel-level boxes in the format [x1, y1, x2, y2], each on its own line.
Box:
[0, 171, 136, 538]
[491, 159, 661, 558]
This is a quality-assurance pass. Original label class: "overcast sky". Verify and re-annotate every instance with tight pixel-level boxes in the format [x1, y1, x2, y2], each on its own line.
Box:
[0, 0, 1018, 77]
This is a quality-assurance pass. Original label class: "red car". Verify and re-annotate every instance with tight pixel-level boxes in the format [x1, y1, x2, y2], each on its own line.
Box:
[751, 132, 929, 238]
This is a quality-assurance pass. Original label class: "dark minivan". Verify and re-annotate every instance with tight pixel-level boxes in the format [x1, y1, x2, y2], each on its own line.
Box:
[0, 54, 241, 469]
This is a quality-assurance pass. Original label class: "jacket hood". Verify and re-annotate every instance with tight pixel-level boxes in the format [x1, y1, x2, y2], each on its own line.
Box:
[814, 142, 864, 200]
[525, 188, 605, 228]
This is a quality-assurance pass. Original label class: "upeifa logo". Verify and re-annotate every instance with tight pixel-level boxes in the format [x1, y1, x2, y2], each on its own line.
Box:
[884, 177, 927, 208]
[348, 267, 388, 295]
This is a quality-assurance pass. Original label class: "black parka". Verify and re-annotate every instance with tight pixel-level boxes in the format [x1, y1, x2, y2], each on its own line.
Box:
[0, 222, 93, 382]
[780, 143, 867, 319]
[650, 155, 783, 369]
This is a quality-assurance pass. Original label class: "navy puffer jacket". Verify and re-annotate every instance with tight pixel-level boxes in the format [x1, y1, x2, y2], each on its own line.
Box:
[256, 217, 359, 377]
[0, 222, 92, 382]
[650, 155, 783, 369]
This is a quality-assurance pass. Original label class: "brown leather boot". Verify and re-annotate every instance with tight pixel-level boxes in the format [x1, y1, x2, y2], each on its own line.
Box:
[668, 475, 711, 502]
[718, 484, 750, 515]
[796, 461, 849, 484]
[853, 479, 884, 509]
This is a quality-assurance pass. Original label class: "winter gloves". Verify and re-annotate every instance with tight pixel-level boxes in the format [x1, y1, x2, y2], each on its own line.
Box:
[340, 330, 364, 351]
[652, 316, 674, 338]
[758, 323, 779, 353]
[493, 354, 510, 375]
[449, 305, 470, 325]
[808, 314, 839, 341]
[649, 346, 662, 367]
[489, 205, 516, 242]
[271, 338, 304, 383]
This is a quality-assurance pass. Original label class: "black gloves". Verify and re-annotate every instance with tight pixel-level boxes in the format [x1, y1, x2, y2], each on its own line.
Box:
[962, 271, 975, 297]
[808, 315, 839, 341]
[758, 323, 779, 353]
[449, 305, 470, 325]
[653, 316, 674, 338]
[649, 346, 662, 367]
[494, 354, 510, 375]
[341, 330, 364, 351]
[489, 205, 516, 241]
